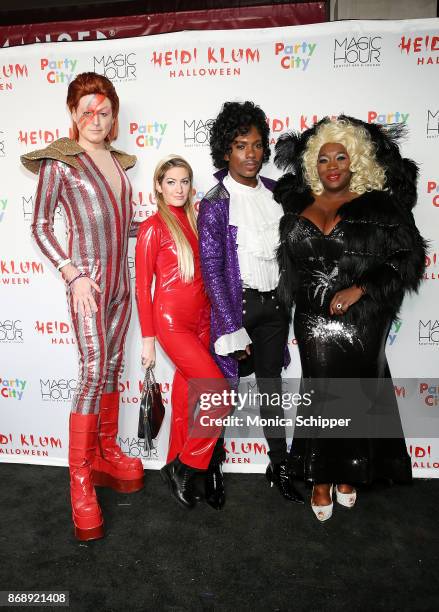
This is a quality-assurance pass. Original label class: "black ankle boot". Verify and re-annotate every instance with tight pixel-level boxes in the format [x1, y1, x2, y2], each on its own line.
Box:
[266, 460, 304, 504]
[205, 463, 225, 510]
[160, 458, 199, 508]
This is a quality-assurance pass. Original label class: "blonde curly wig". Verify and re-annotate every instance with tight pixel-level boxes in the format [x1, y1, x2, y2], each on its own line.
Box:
[302, 118, 386, 195]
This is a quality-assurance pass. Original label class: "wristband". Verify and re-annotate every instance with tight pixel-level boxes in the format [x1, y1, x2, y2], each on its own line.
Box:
[57, 258, 72, 270]
[68, 273, 87, 287]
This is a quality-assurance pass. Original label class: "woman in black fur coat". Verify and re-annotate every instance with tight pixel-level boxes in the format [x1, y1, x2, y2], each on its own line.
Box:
[274, 115, 426, 521]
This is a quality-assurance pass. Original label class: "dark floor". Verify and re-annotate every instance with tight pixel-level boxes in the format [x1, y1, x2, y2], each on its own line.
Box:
[0, 464, 437, 612]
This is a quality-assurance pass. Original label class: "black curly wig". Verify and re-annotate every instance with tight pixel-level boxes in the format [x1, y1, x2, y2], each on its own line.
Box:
[209, 101, 271, 169]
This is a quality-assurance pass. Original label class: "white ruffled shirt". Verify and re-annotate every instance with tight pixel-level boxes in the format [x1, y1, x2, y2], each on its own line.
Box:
[214, 173, 282, 357]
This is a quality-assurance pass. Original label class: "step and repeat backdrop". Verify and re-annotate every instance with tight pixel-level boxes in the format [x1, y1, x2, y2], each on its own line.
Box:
[1, 18, 438, 476]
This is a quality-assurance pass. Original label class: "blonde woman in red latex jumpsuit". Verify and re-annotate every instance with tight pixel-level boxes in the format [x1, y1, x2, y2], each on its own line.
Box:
[135, 155, 230, 509]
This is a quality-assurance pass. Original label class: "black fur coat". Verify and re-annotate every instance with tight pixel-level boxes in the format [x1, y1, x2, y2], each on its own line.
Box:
[273, 116, 427, 329]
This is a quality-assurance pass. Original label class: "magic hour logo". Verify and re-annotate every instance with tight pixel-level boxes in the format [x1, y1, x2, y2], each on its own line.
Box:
[333, 36, 382, 67]
[40, 378, 77, 401]
[274, 41, 316, 71]
[149, 46, 259, 79]
[183, 119, 214, 147]
[22, 194, 62, 221]
[427, 110, 439, 138]
[418, 320, 439, 346]
[93, 53, 136, 81]
[40, 58, 78, 84]
[0, 319, 23, 343]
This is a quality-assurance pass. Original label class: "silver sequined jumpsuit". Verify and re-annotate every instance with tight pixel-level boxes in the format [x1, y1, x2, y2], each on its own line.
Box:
[31, 149, 134, 415]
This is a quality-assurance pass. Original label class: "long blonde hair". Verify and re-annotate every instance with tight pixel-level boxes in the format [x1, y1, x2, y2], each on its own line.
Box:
[153, 155, 197, 282]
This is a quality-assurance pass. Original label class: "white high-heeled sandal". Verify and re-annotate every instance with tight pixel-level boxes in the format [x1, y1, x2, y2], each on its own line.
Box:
[335, 485, 357, 508]
[311, 484, 333, 522]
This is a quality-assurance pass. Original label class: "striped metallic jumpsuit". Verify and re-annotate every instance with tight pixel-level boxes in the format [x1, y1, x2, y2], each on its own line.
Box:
[27, 140, 135, 415]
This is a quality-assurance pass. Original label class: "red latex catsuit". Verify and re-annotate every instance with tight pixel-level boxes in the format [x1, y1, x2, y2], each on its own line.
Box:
[135, 205, 229, 470]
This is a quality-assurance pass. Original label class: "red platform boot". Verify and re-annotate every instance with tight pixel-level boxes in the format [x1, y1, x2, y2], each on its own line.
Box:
[92, 391, 144, 493]
[69, 413, 104, 541]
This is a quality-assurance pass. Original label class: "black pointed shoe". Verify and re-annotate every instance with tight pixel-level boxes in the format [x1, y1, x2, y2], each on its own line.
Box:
[160, 457, 199, 509]
[266, 461, 305, 504]
[205, 463, 226, 510]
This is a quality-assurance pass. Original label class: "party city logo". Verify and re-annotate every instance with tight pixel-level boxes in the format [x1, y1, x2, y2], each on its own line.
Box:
[0, 377, 27, 400]
[0, 319, 23, 343]
[183, 118, 214, 147]
[40, 378, 77, 402]
[149, 46, 260, 79]
[419, 320, 439, 346]
[1, 260, 44, 286]
[334, 36, 382, 68]
[419, 382, 439, 407]
[274, 41, 316, 71]
[398, 34, 439, 65]
[367, 111, 409, 125]
[129, 121, 167, 148]
[427, 181, 439, 207]
[40, 58, 77, 84]
[427, 110, 439, 138]
[0, 63, 29, 92]
[387, 320, 402, 346]
[93, 53, 136, 81]
[0, 198, 7, 222]
[424, 252, 439, 281]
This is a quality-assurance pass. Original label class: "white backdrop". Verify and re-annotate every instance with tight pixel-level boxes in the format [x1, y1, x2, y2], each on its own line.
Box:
[1, 19, 438, 476]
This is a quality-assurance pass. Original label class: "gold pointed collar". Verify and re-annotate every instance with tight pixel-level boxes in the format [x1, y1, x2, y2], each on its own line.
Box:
[20, 137, 136, 175]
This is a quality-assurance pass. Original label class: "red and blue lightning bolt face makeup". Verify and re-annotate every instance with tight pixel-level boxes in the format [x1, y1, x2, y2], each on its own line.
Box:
[72, 93, 114, 148]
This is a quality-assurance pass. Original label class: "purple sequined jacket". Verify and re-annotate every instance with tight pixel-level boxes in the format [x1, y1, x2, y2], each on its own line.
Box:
[198, 168, 290, 380]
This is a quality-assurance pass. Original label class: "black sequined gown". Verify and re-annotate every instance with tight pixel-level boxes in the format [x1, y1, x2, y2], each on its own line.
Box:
[288, 216, 412, 485]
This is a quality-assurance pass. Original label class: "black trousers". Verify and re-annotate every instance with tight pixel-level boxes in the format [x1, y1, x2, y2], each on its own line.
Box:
[212, 287, 289, 465]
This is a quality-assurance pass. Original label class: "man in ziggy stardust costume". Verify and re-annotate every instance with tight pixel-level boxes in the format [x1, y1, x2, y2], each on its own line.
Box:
[21, 72, 143, 541]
